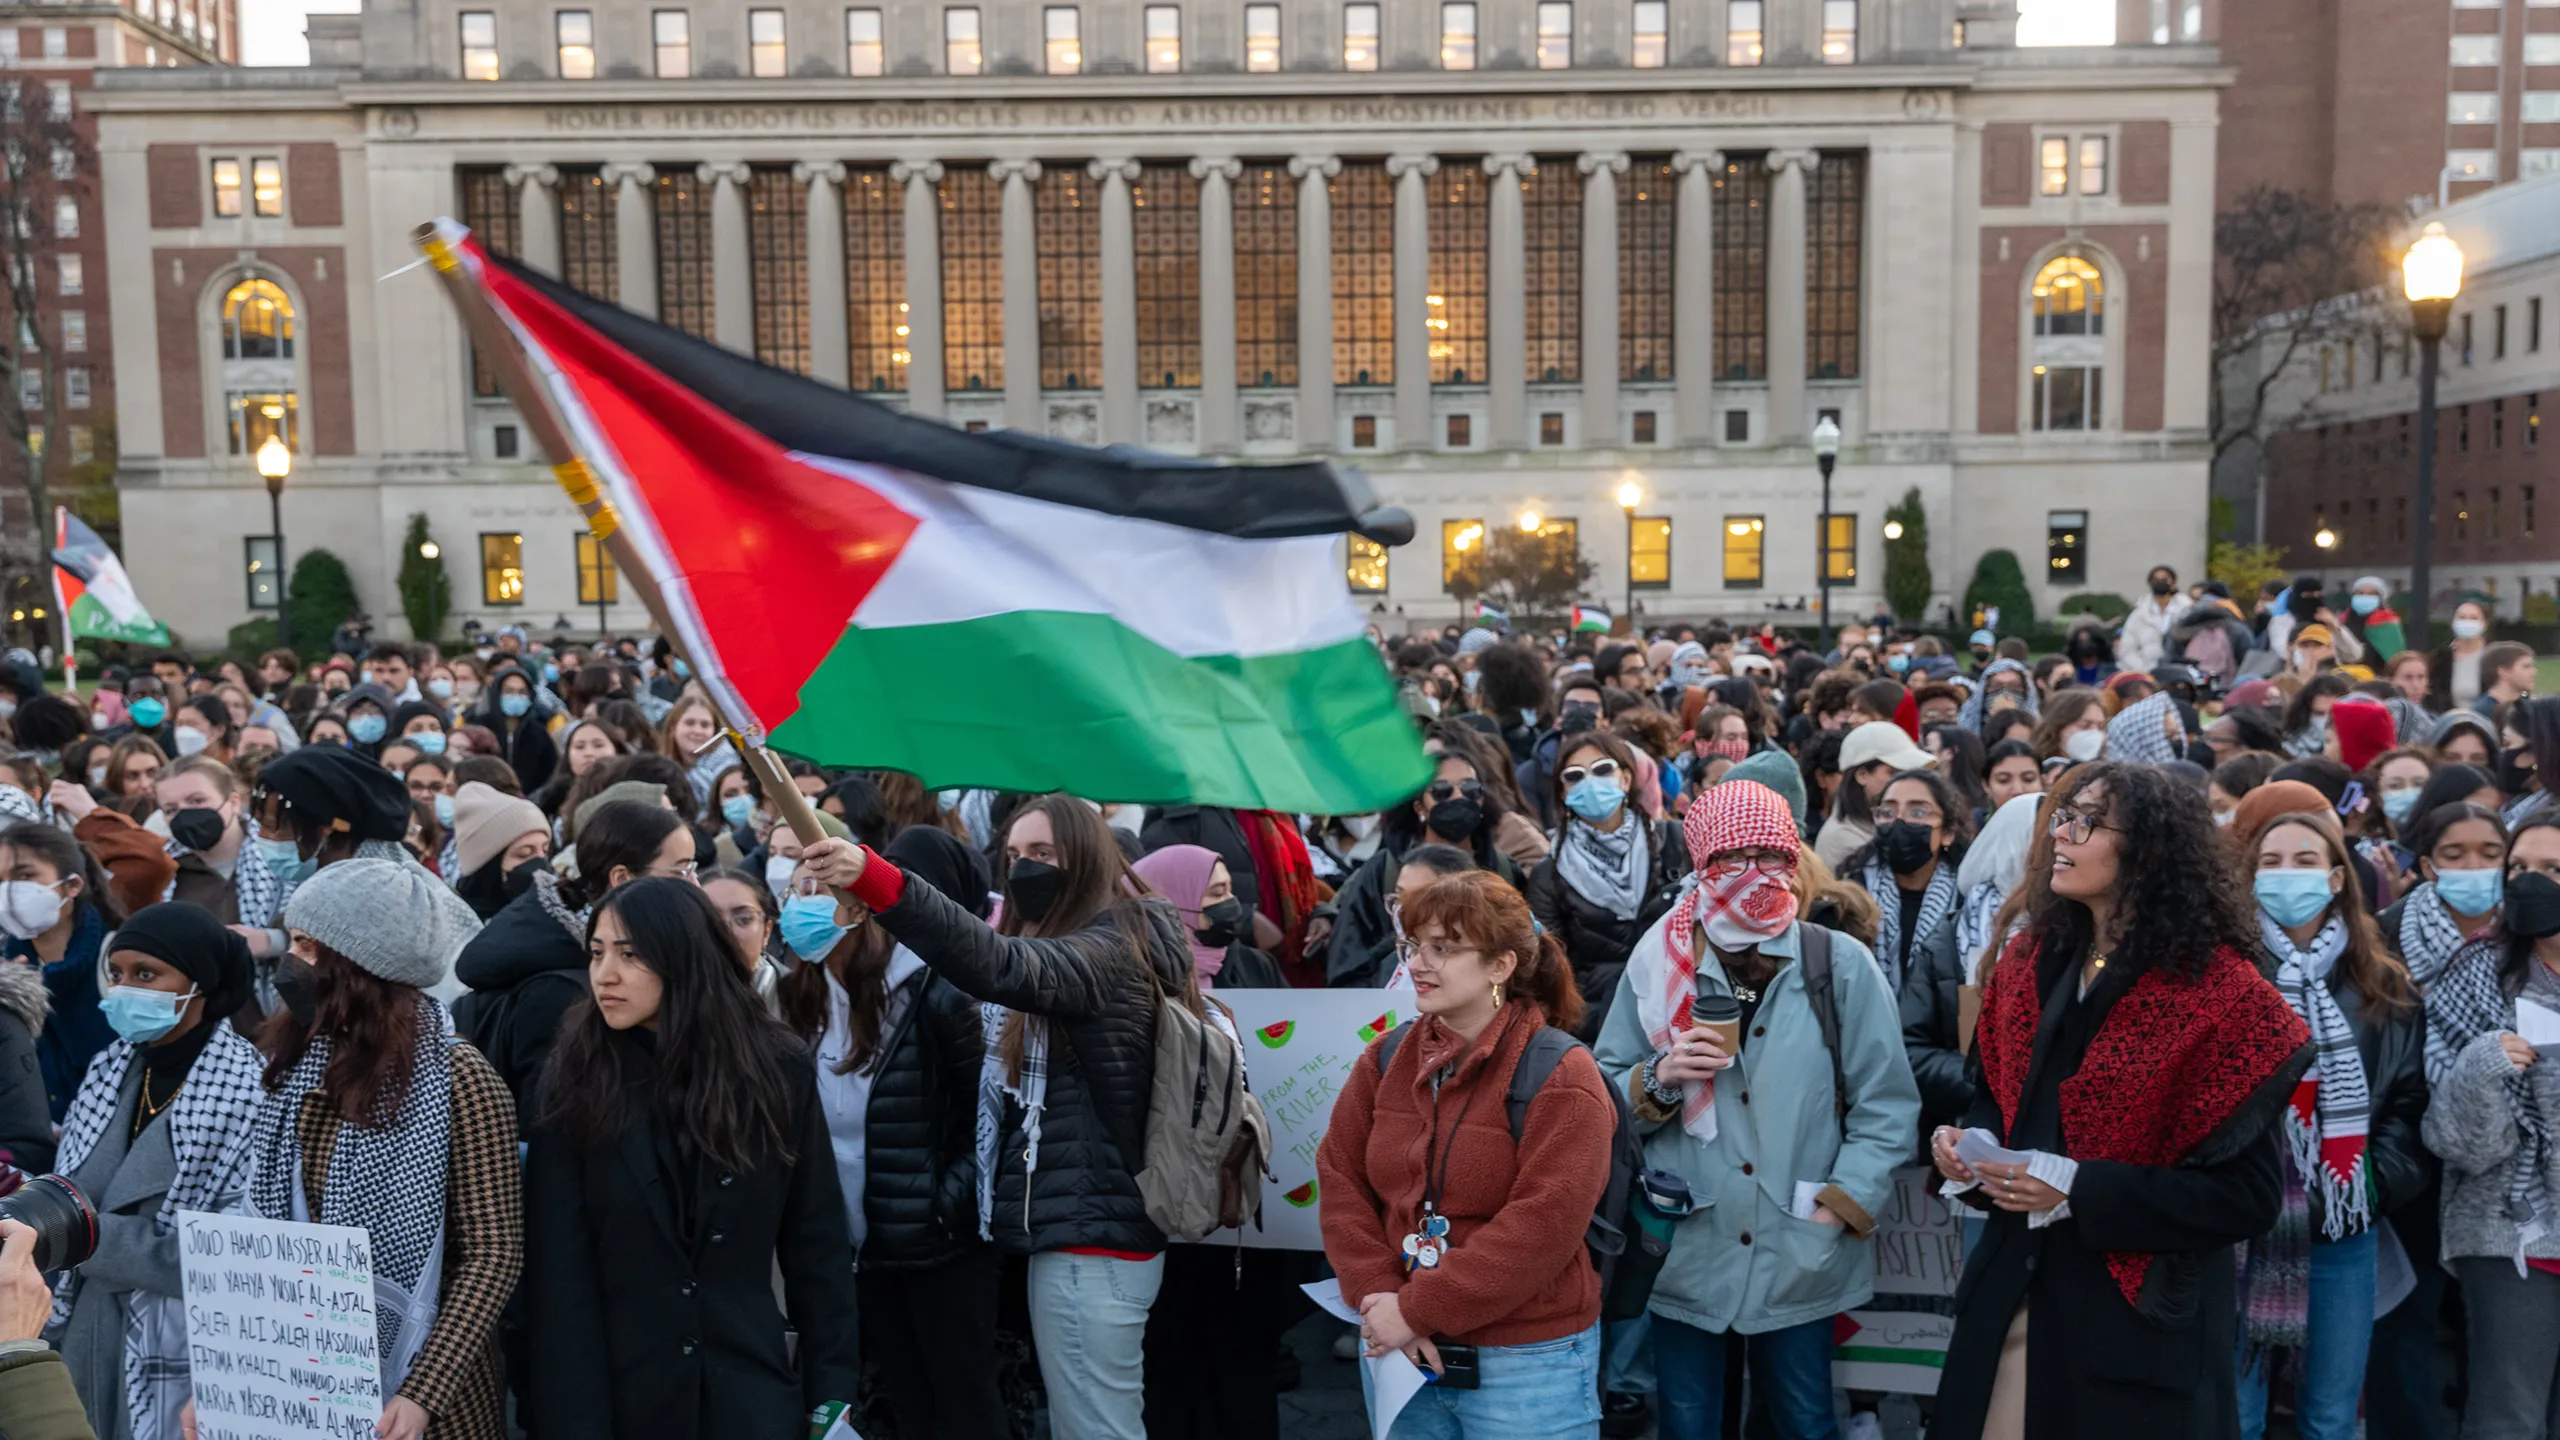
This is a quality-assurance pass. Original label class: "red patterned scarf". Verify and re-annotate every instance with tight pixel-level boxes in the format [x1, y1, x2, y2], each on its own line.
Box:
[1976, 935, 2310, 1307]
[1239, 809, 1326, 986]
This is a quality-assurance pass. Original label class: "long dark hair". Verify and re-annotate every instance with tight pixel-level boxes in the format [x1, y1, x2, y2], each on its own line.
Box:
[0, 820, 120, 926]
[2017, 761, 2257, 982]
[2282, 673, 2354, 743]
[539, 877, 807, 1171]
[261, 947, 425, 1128]
[2521, 697, 2560, 798]
[2498, 813, 2560, 996]
[777, 918, 896, 1075]
[1926, 723, 1991, 816]
[554, 801, 687, 911]
[993, 795, 1198, 1079]
[2245, 808, 2414, 1015]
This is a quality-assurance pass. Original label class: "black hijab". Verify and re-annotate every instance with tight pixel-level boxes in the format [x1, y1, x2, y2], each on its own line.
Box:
[112, 902, 255, 1026]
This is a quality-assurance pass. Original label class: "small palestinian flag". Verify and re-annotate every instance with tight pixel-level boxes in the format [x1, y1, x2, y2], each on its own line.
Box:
[1470, 601, 1509, 628]
[430, 221, 1430, 814]
[1572, 606, 1612, 633]
[52, 509, 168, 645]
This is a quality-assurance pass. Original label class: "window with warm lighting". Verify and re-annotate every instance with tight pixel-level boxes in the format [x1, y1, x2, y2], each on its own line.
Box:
[244, 536, 280, 611]
[846, 8, 882, 72]
[749, 8, 787, 75]
[1344, 2, 1379, 68]
[945, 7, 981, 72]
[1539, 412, 1564, 444]
[1447, 414, 1472, 446]
[1631, 516, 1670, 588]
[1245, 3, 1280, 68]
[481, 532, 527, 606]
[1348, 535, 1388, 592]
[460, 11, 499, 78]
[1145, 5, 1181, 70]
[1726, 0, 1761, 64]
[2030, 255, 2104, 432]
[1722, 516, 1764, 587]
[1442, 518, 1486, 591]
[1823, 513, 1856, 581]
[1631, 0, 1665, 65]
[1536, 2, 1571, 66]
[1352, 413, 1377, 447]
[576, 532, 620, 604]
[2451, 91, 2499, 125]
[1045, 7, 1081, 73]
[557, 10, 596, 76]
[2077, 136, 2108, 194]
[2047, 510, 2087, 583]
[1440, 2, 1475, 68]
[653, 9, 690, 75]
[212, 158, 243, 217]
[226, 393, 296, 456]
[2039, 138, 2069, 196]
[1820, 0, 1854, 61]
[251, 158, 283, 217]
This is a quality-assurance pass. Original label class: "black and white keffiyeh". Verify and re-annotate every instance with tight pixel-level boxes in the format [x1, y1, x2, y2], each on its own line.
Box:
[2399, 881, 2477, 990]
[2426, 939, 2552, 1265]
[1865, 859, 1957, 988]
[1556, 815, 1650, 921]
[1956, 659, 2040, 731]
[2104, 692, 2187, 766]
[974, 1005, 1047, 1241]
[1955, 879, 2009, 985]
[2260, 913, 2374, 1240]
[247, 996, 456, 1366]
[164, 816, 282, 930]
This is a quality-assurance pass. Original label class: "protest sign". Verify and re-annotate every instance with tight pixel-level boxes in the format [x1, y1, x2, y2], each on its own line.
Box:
[1831, 1309, 1954, 1395]
[1213, 988, 1403, 1251]
[1869, 1165, 1966, 1298]
[179, 1210, 381, 1440]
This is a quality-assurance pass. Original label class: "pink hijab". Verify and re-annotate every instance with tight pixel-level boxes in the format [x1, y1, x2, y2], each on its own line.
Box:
[1131, 843, 1227, 986]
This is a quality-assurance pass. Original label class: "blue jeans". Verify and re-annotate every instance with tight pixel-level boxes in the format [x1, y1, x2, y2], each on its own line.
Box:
[1026, 1250, 1164, 1440]
[1653, 1314, 1841, 1440]
[2235, 1229, 2378, 1440]
[1366, 1322, 1602, 1440]
[1603, 1313, 1655, 1395]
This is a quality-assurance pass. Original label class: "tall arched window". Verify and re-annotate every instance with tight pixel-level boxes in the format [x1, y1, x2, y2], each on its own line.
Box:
[2029, 254, 2103, 431]
[218, 277, 297, 455]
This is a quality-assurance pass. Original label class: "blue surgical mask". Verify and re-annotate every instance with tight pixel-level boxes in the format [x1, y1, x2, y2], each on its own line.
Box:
[2434, 865, 2503, 917]
[542, 663, 561, 685]
[2351, 594, 2381, 616]
[410, 731, 447, 755]
[2380, 788, 2420, 824]
[428, 677, 456, 699]
[348, 714, 387, 745]
[779, 893, 849, 961]
[1564, 776, 1626, 823]
[255, 836, 315, 886]
[672, 658, 692, 679]
[499, 693, 532, 718]
[100, 984, 196, 1045]
[129, 697, 167, 729]
[721, 793, 756, 829]
[434, 793, 456, 827]
[1887, 654, 1910, 674]
[2254, 868, 2337, 929]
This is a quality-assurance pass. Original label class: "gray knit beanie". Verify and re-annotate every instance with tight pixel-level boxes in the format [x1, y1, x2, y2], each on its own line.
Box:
[282, 856, 484, 989]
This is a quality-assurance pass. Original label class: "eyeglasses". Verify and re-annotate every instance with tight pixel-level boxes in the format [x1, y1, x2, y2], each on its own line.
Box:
[1702, 849, 1794, 876]
[2048, 806, 2113, 844]
[1559, 759, 1623, 787]
[654, 859, 700, 880]
[1872, 800, 1941, 824]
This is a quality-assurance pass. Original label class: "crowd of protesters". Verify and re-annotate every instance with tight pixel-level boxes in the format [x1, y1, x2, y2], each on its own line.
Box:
[0, 565, 2539, 1440]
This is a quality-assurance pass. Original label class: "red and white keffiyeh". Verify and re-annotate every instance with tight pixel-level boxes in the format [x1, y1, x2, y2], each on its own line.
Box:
[1628, 780, 1801, 1141]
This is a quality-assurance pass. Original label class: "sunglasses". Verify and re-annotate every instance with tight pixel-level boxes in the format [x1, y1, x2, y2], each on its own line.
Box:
[1426, 779, 1485, 804]
[1559, 759, 1623, 788]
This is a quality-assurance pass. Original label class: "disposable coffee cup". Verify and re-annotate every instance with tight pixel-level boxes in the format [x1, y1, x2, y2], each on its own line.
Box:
[1692, 994, 1743, 1057]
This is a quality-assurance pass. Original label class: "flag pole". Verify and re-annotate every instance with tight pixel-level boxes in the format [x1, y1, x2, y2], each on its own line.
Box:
[410, 222, 839, 852]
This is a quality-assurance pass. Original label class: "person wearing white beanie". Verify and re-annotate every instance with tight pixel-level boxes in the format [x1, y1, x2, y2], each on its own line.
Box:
[450, 782, 552, 922]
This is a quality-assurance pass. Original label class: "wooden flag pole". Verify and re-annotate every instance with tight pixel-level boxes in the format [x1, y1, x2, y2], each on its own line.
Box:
[411, 222, 838, 852]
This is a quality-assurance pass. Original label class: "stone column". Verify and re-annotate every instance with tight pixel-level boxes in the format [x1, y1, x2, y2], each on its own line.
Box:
[1091, 158, 1141, 443]
[1579, 151, 1628, 448]
[796, 162, 848, 385]
[1764, 149, 1816, 445]
[1482, 153, 1531, 449]
[893, 160, 945, 417]
[700, 161, 754, 354]
[504, 163, 560, 277]
[1670, 150, 1719, 445]
[991, 159, 1043, 430]
[1288, 155, 1338, 451]
[1386, 153, 1437, 450]
[1192, 157, 1241, 452]
[601, 162, 656, 319]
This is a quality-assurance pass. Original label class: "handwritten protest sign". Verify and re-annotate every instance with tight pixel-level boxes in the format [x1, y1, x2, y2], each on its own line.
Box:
[179, 1211, 381, 1440]
[1869, 1166, 1966, 1297]
[1831, 1309, 1954, 1394]
[1212, 988, 1402, 1251]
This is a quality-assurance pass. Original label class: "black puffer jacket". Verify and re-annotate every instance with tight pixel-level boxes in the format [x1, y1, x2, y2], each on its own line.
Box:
[452, 874, 587, 1130]
[873, 871, 1187, 1255]
[852, 964, 986, 1270]
[1896, 918, 1972, 1141]
[1524, 816, 1688, 1039]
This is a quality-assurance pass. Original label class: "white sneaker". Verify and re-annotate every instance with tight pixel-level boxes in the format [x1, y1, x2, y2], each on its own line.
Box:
[1845, 1413, 1886, 1440]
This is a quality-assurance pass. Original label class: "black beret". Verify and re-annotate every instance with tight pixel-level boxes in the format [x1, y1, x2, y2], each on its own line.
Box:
[254, 745, 414, 843]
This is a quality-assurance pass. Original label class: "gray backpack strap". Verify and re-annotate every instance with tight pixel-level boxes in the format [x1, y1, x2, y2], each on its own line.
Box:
[1373, 1021, 1415, 1075]
[1798, 924, 1850, 1122]
[1504, 1027, 1579, 1141]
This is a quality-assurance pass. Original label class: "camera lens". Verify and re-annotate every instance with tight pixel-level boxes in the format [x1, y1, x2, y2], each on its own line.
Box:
[0, 1175, 98, 1273]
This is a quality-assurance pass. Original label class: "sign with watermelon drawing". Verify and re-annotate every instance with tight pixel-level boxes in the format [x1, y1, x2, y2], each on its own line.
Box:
[1208, 988, 1403, 1251]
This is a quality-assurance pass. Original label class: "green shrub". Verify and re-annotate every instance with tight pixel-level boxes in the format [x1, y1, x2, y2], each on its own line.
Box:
[1961, 550, 2036, 638]
[2058, 591, 2132, 623]
[285, 548, 358, 652]
[224, 618, 279, 668]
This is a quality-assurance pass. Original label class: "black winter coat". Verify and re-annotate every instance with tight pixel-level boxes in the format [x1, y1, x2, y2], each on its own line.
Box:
[451, 882, 586, 1130]
[1523, 817, 1687, 1038]
[477, 709, 561, 794]
[0, 964, 53, 1175]
[524, 1041, 863, 1440]
[1324, 843, 1525, 988]
[874, 873, 1189, 1255]
[1140, 806, 1262, 923]
[1897, 918, 1972, 1140]
[846, 966, 986, 1271]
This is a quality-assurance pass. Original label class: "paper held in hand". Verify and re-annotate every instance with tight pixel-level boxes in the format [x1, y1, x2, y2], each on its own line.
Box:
[1954, 1127, 2036, 1171]
[177, 1210, 380, 1440]
[2517, 997, 2560, 1059]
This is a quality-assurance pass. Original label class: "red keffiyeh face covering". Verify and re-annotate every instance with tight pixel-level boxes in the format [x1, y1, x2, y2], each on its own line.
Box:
[1695, 858, 1799, 950]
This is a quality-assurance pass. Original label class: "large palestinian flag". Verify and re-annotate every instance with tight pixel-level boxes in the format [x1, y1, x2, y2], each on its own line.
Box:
[52, 509, 169, 646]
[429, 219, 1428, 813]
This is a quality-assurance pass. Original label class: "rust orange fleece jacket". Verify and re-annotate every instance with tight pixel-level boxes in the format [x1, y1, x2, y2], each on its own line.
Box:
[1317, 1001, 1612, 1347]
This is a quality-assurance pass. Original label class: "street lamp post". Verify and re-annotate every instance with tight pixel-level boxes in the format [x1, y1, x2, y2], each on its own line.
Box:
[1615, 476, 1642, 637]
[1811, 416, 1842, 652]
[2402, 220, 2465, 652]
[255, 435, 293, 650]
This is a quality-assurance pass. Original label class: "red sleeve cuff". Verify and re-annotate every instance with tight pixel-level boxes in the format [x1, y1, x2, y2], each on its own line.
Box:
[850, 846, 905, 912]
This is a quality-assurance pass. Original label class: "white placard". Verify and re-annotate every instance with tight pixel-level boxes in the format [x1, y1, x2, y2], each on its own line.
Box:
[179, 1210, 382, 1440]
[1212, 988, 1406, 1251]
[1869, 1166, 1967, 1298]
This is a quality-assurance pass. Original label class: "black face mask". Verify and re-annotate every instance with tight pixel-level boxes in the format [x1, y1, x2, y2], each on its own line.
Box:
[1876, 820, 1939, 876]
[2509, 871, 2560, 941]
[2501, 747, 2537, 797]
[1008, 858, 1064, 924]
[1194, 897, 1244, 950]
[272, 952, 318, 1029]
[1425, 797, 1484, 842]
[2149, 578, 2176, 597]
[167, 806, 228, 853]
